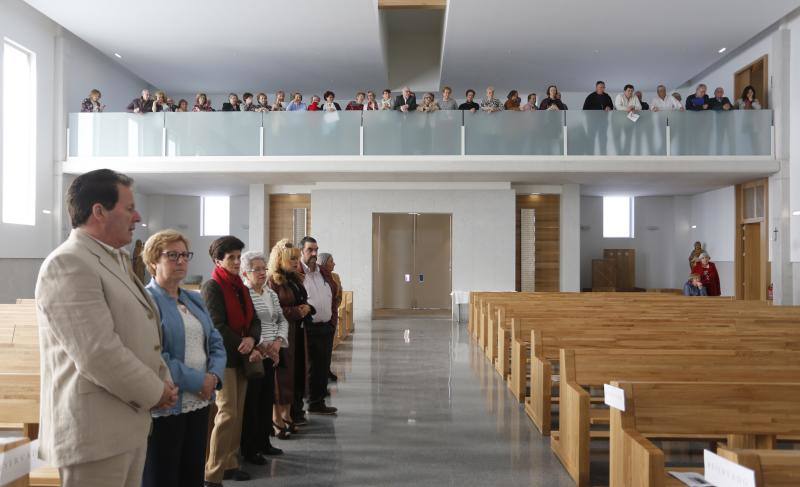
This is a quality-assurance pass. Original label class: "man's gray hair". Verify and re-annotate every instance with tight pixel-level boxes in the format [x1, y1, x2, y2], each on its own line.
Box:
[241, 250, 267, 272]
[318, 253, 333, 266]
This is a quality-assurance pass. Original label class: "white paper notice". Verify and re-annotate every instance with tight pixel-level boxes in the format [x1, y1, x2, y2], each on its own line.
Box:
[703, 450, 755, 487]
[0, 439, 31, 486]
[603, 384, 625, 411]
[668, 471, 713, 486]
[627, 112, 640, 123]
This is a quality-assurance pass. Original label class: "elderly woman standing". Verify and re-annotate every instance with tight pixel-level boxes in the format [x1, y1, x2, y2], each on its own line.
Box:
[268, 243, 314, 430]
[691, 251, 721, 297]
[141, 230, 226, 487]
[239, 251, 286, 461]
[318, 253, 341, 383]
[202, 236, 262, 486]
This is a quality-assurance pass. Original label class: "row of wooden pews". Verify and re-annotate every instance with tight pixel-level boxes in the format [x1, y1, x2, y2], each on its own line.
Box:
[468, 291, 800, 487]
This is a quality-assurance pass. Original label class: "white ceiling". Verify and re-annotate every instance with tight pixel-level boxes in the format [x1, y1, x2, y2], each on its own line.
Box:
[440, 0, 800, 92]
[24, 0, 389, 94]
[23, 0, 800, 95]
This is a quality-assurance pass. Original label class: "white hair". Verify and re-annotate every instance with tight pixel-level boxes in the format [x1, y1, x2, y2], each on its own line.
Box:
[318, 253, 333, 266]
[241, 250, 267, 273]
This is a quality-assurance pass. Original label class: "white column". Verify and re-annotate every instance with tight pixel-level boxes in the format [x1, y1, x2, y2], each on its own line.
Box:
[248, 184, 268, 252]
[560, 183, 581, 291]
[770, 28, 794, 304]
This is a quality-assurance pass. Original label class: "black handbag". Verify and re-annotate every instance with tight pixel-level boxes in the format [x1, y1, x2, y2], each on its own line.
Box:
[243, 357, 265, 380]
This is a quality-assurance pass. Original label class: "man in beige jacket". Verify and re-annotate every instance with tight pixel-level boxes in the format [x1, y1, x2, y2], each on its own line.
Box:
[35, 169, 178, 487]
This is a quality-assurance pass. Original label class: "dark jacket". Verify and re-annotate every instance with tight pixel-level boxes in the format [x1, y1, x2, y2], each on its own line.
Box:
[393, 94, 417, 111]
[201, 279, 261, 369]
[126, 97, 150, 113]
[640, 101, 650, 110]
[459, 101, 480, 111]
[708, 97, 733, 111]
[539, 98, 568, 111]
[221, 103, 241, 112]
[582, 92, 614, 110]
[686, 94, 710, 111]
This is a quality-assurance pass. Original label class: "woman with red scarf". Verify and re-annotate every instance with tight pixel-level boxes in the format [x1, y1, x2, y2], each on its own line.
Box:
[691, 251, 721, 297]
[201, 236, 262, 487]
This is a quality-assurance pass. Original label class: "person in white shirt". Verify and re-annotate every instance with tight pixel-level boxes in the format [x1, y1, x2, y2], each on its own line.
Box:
[299, 236, 339, 415]
[615, 84, 642, 112]
[651, 85, 684, 112]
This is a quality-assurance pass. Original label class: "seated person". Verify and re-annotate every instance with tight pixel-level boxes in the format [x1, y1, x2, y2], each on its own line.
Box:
[672, 92, 682, 104]
[614, 84, 642, 112]
[691, 251, 721, 296]
[736, 85, 762, 110]
[150, 91, 172, 112]
[393, 86, 417, 112]
[458, 89, 480, 112]
[582, 81, 613, 111]
[708, 87, 733, 111]
[192, 93, 214, 112]
[221, 93, 241, 111]
[635, 91, 649, 110]
[685, 84, 710, 111]
[480, 86, 503, 112]
[538, 85, 567, 111]
[166, 97, 177, 112]
[439, 86, 458, 110]
[176, 99, 189, 112]
[81, 89, 105, 112]
[504, 90, 521, 111]
[651, 85, 683, 111]
[416, 93, 440, 112]
[682, 273, 708, 296]
[346, 92, 366, 111]
[286, 92, 307, 111]
[272, 91, 286, 111]
[521, 93, 537, 111]
[307, 95, 322, 111]
[380, 89, 393, 110]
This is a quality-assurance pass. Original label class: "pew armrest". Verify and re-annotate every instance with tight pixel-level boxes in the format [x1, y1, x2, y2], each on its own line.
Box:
[620, 430, 665, 487]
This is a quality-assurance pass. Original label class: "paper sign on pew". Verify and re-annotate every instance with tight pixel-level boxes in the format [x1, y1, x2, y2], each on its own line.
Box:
[0, 438, 51, 485]
[703, 450, 755, 487]
[603, 384, 625, 411]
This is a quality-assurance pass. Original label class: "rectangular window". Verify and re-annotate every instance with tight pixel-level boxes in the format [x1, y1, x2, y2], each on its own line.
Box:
[201, 196, 230, 236]
[2, 38, 37, 225]
[603, 196, 635, 238]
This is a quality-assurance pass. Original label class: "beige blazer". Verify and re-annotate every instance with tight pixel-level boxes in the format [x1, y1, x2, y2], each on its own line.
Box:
[35, 229, 168, 467]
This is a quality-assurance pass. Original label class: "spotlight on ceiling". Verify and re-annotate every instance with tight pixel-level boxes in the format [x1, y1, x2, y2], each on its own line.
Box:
[114, 52, 122, 58]
[718, 47, 726, 54]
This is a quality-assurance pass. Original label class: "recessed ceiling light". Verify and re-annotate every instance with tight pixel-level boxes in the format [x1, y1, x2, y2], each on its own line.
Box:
[718, 47, 726, 54]
[41, 209, 51, 214]
[793, 211, 800, 216]
[141, 223, 148, 227]
[114, 52, 122, 58]
[691, 225, 697, 229]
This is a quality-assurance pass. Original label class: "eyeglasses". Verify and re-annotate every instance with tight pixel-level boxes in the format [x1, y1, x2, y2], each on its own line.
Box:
[161, 251, 194, 262]
[249, 267, 267, 273]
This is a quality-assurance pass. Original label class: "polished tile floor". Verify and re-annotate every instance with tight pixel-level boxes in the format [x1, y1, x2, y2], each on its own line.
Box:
[238, 317, 575, 486]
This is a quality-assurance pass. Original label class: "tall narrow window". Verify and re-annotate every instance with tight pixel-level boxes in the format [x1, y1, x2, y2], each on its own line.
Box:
[202, 196, 230, 236]
[603, 196, 635, 238]
[2, 38, 37, 225]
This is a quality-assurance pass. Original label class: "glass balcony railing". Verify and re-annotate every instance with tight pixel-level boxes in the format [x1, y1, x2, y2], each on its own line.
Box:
[67, 110, 774, 158]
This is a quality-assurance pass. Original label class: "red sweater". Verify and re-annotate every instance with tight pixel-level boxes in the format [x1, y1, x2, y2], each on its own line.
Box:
[691, 262, 721, 296]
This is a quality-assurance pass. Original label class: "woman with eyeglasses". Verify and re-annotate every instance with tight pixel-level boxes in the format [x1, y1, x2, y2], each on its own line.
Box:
[141, 230, 226, 487]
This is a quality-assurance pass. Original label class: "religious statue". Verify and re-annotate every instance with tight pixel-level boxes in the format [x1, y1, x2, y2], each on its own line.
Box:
[688, 241, 704, 269]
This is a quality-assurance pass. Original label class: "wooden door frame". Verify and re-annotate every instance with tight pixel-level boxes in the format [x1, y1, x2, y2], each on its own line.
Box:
[734, 179, 769, 300]
[734, 55, 768, 108]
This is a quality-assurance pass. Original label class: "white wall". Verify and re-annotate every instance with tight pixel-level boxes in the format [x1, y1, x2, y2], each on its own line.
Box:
[580, 188, 736, 295]
[311, 188, 516, 320]
[139, 194, 249, 283]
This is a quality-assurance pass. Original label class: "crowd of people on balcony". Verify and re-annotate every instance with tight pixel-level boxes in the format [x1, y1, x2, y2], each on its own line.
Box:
[80, 82, 765, 115]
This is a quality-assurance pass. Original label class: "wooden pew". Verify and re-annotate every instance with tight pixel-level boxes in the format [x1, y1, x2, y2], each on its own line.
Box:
[717, 448, 800, 487]
[609, 381, 800, 487]
[554, 349, 800, 486]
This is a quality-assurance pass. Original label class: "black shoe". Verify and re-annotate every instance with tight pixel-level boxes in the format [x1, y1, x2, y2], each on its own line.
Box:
[223, 468, 251, 481]
[328, 371, 338, 382]
[244, 453, 267, 465]
[261, 445, 284, 456]
[204, 482, 223, 487]
[308, 404, 338, 415]
[292, 411, 308, 426]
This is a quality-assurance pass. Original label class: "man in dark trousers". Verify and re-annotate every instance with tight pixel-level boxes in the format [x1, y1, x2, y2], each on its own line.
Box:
[298, 236, 339, 415]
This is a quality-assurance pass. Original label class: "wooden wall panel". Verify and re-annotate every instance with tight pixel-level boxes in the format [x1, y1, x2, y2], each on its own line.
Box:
[268, 194, 311, 250]
[516, 195, 560, 292]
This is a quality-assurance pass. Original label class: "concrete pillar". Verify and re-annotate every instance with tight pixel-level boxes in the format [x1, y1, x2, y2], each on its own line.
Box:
[560, 184, 581, 291]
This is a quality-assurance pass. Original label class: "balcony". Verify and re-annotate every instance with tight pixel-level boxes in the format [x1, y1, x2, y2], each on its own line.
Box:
[67, 110, 774, 158]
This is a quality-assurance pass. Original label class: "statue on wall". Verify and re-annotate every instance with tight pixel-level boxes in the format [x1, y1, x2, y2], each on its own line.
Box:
[688, 241, 705, 269]
[132, 239, 147, 283]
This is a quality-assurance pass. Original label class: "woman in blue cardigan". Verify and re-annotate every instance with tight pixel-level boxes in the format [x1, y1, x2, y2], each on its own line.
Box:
[141, 230, 226, 487]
